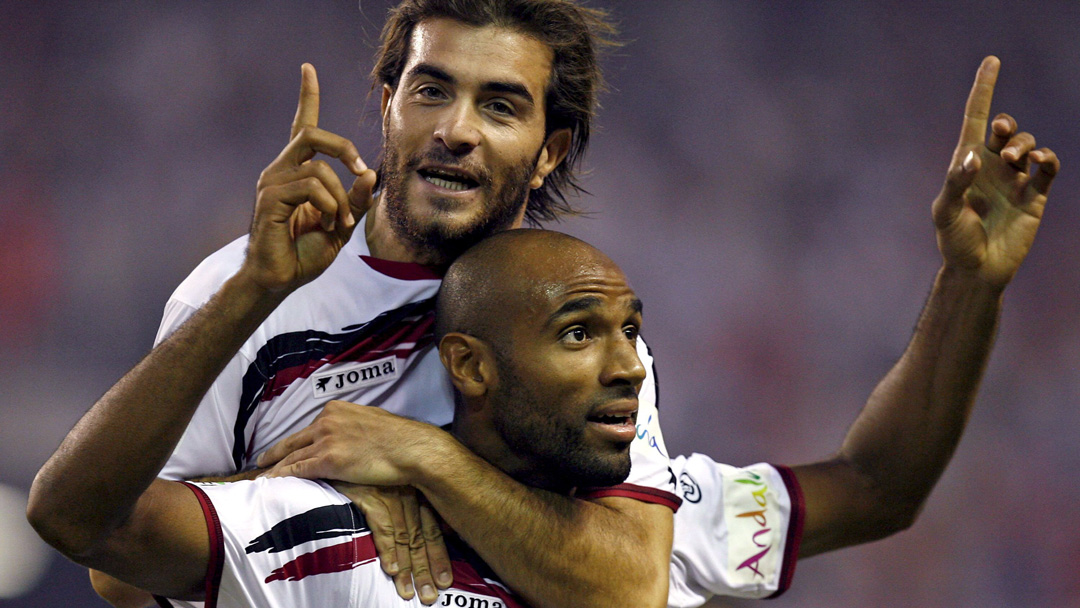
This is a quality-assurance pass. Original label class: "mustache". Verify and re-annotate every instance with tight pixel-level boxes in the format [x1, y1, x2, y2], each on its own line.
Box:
[593, 385, 640, 407]
[404, 147, 492, 186]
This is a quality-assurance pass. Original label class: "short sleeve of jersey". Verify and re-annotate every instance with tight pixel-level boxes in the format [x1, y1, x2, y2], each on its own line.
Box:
[577, 338, 681, 511]
[165, 477, 380, 607]
[157, 236, 251, 481]
[162, 478, 527, 608]
[667, 454, 804, 606]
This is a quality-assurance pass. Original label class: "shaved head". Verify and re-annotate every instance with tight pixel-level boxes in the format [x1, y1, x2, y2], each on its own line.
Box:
[436, 229, 644, 492]
[436, 228, 619, 349]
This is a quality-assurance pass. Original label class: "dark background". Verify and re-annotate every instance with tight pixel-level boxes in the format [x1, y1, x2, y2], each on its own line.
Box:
[2, 2, 1078, 606]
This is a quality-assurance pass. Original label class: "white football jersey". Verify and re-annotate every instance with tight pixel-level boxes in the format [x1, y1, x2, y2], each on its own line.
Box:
[160, 477, 525, 608]
[158, 222, 677, 507]
[667, 454, 803, 606]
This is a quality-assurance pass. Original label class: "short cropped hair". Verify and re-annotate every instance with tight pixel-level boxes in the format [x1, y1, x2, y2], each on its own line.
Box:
[373, 0, 618, 225]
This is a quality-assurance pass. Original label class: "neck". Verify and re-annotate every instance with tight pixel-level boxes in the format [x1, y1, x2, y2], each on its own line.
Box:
[364, 194, 449, 267]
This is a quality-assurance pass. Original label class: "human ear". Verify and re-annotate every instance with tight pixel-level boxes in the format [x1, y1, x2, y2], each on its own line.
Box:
[380, 84, 395, 134]
[530, 128, 572, 189]
[438, 333, 493, 398]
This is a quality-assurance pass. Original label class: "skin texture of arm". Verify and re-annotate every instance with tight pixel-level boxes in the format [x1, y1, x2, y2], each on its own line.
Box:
[26, 273, 283, 596]
[411, 437, 674, 608]
[30, 63, 376, 607]
[265, 402, 674, 608]
[791, 56, 1059, 557]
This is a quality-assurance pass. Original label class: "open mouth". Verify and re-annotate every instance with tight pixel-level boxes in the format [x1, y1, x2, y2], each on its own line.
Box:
[418, 167, 479, 192]
[587, 412, 636, 426]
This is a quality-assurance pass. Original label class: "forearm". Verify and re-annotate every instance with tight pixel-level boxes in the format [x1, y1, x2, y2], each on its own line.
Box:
[28, 270, 285, 554]
[413, 438, 671, 608]
[800, 266, 1002, 553]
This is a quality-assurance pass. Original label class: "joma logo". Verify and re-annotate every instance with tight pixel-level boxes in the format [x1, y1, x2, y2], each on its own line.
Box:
[311, 356, 399, 398]
[439, 590, 505, 607]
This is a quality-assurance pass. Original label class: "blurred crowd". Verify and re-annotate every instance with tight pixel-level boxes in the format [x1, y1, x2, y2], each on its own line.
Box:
[2, 2, 1077, 606]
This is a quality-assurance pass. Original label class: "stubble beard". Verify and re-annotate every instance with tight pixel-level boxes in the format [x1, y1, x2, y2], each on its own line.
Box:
[488, 349, 633, 492]
[379, 130, 538, 266]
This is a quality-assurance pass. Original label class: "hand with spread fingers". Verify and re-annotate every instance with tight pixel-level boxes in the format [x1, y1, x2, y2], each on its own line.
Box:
[932, 56, 1060, 288]
[244, 63, 378, 293]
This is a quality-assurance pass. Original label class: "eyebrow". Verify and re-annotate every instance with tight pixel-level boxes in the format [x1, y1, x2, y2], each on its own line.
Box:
[406, 63, 535, 107]
[544, 296, 644, 327]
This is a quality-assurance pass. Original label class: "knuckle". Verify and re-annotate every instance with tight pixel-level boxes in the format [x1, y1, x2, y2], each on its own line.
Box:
[408, 527, 425, 550]
[394, 530, 412, 546]
[423, 524, 444, 542]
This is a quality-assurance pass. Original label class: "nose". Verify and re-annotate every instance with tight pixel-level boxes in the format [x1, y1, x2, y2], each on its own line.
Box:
[433, 101, 481, 154]
[600, 337, 647, 388]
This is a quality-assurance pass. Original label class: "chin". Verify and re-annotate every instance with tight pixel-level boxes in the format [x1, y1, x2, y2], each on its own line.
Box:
[568, 452, 632, 489]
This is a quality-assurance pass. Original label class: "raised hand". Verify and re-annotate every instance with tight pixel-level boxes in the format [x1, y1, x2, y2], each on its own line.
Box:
[244, 63, 378, 293]
[932, 56, 1060, 288]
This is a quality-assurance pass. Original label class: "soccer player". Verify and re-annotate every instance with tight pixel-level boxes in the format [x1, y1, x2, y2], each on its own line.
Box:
[79, 2, 679, 607]
[28, 229, 667, 607]
[253, 55, 1060, 605]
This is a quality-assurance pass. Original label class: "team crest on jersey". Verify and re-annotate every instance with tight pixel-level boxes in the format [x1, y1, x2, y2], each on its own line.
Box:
[311, 356, 400, 398]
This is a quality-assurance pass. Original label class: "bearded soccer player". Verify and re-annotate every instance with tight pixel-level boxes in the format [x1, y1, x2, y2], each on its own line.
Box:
[29, 0, 1058, 604]
[29, 230, 667, 607]
[249, 55, 1061, 604]
[76, 2, 678, 607]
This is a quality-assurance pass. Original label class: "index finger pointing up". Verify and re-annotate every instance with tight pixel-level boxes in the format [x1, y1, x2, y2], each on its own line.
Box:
[291, 63, 320, 140]
[958, 56, 1000, 149]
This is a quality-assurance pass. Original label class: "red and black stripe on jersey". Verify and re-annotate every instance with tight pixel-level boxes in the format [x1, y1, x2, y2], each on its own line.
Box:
[231, 298, 436, 471]
[238, 496, 525, 605]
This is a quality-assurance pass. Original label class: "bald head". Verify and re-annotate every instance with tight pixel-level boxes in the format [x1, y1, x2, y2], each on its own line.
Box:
[436, 228, 624, 348]
[434, 228, 644, 491]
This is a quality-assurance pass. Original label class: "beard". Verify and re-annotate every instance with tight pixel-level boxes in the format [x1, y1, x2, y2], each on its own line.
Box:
[488, 348, 634, 492]
[378, 130, 539, 265]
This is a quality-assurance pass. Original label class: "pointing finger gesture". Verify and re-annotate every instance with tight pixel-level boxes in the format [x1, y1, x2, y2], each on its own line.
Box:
[244, 64, 378, 293]
[932, 56, 1060, 288]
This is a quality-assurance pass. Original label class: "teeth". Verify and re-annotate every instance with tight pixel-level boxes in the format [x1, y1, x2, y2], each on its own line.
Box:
[430, 168, 466, 179]
[424, 175, 469, 191]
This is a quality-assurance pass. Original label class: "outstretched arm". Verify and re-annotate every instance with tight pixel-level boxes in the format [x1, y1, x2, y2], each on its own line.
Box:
[793, 56, 1060, 556]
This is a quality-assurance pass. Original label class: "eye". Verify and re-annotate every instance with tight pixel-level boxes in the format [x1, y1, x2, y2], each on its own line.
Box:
[623, 325, 639, 342]
[487, 100, 515, 116]
[418, 85, 445, 100]
[560, 327, 589, 344]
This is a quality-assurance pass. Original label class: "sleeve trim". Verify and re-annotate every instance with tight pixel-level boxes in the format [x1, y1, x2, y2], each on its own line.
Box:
[179, 482, 225, 608]
[766, 465, 804, 599]
[577, 483, 682, 512]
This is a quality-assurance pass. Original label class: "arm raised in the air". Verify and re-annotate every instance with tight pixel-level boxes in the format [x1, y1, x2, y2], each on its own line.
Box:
[792, 56, 1060, 557]
[29, 62, 374, 606]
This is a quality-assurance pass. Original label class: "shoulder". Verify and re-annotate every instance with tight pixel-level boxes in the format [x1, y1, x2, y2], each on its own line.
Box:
[189, 477, 347, 513]
[168, 235, 249, 309]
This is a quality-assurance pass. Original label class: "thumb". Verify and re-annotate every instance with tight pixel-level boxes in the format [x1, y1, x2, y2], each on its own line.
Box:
[347, 169, 378, 220]
[934, 149, 980, 227]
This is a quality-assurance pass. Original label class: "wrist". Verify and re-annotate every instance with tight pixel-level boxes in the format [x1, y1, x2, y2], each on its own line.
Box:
[405, 429, 472, 493]
[936, 265, 1007, 300]
[228, 266, 293, 308]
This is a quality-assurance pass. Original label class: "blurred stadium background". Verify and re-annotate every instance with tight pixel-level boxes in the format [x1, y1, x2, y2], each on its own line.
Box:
[2, 2, 1077, 606]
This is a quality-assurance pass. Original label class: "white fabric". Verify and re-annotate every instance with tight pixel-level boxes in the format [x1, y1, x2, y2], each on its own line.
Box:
[668, 454, 800, 606]
[158, 224, 675, 500]
[165, 477, 523, 607]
